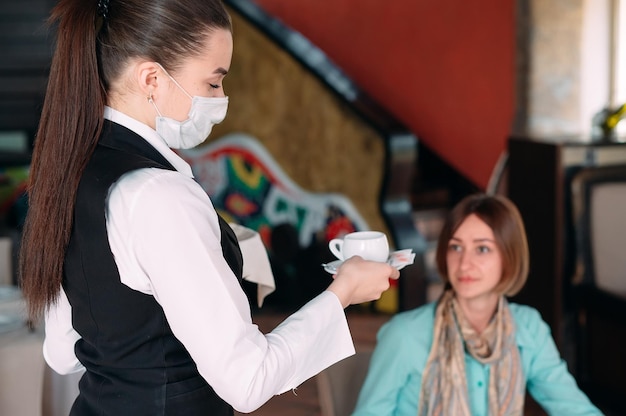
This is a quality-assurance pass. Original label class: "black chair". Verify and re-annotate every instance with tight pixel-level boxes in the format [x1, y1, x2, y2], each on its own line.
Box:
[570, 165, 626, 413]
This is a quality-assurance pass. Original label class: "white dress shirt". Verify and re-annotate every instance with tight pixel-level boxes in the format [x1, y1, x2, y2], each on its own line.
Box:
[43, 107, 355, 413]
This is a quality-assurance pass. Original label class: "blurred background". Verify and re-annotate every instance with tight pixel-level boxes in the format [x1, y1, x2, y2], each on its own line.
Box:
[1, 0, 625, 414]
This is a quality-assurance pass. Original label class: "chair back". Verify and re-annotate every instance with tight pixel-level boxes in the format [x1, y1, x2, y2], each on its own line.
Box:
[316, 349, 372, 416]
[571, 165, 626, 296]
[569, 164, 626, 413]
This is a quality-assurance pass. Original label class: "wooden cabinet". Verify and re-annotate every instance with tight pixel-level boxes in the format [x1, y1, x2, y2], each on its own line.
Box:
[507, 136, 626, 355]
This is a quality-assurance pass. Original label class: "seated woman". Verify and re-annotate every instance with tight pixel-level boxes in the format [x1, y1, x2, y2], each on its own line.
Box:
[352, 193, 601, 415]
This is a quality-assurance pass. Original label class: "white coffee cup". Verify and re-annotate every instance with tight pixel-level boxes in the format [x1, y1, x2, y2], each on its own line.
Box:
[328, 231, 390, 263]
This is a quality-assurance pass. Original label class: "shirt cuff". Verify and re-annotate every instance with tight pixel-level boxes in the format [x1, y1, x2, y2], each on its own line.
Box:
[270, 290, 355, 393]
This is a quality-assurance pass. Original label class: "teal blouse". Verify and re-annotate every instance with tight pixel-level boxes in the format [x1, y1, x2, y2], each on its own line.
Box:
[352, 302, 602, 416]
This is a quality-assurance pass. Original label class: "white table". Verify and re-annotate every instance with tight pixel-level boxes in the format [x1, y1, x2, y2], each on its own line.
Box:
[0, 286, 45, 416]
[0, 285, 83, 416]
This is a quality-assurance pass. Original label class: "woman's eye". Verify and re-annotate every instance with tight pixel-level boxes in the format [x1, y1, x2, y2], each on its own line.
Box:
[209, 83, 220, 89]
[448, 244, 462, 252]
[477, 245, 491, 254]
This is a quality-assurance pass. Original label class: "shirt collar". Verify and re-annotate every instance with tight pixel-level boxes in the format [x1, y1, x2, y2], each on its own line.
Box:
[103, 106, 194, 178]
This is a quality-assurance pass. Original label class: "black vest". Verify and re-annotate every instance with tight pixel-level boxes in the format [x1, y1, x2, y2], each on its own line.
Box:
[63, 121, 243, 415]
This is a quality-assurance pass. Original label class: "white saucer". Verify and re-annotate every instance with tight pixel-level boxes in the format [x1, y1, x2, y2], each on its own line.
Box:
[322, 249, 415, 274]
[322, 260, 343, 274]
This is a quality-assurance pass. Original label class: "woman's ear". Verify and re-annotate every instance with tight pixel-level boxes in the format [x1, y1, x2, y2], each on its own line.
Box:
[136, 61, 160, 99]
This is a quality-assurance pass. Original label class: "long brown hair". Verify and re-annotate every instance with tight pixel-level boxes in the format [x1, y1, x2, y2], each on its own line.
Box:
[19, 0, 232, 321]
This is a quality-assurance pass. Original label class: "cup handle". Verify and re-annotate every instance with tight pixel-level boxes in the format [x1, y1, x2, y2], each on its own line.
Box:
[328, 239, 344, 260]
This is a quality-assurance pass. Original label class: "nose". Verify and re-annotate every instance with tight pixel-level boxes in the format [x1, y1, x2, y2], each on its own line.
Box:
[215, 86, 226, 98]
[458, 251, 473, 272]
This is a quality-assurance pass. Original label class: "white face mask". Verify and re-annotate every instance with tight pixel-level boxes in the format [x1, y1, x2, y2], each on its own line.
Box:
[150, 65, 229, 149]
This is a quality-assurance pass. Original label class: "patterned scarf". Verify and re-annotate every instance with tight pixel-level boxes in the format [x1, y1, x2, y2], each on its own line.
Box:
[417, 290, 525, 416]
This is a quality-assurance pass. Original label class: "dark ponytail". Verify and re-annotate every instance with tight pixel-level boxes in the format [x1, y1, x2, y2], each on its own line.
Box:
[20, 0, 105, 321]
[19, 0, 232, 322]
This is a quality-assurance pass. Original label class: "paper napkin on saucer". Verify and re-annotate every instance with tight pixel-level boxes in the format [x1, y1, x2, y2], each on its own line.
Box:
[387, 249, 416, 270]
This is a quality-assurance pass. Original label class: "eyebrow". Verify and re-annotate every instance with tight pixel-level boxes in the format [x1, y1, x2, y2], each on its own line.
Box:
[214, 67, 228, 75]
[450, 237, 495, 243]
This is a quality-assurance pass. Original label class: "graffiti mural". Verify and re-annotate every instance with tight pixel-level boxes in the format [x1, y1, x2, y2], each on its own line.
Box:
[177, 133, 369, 251]
[0, 165, 29, 230]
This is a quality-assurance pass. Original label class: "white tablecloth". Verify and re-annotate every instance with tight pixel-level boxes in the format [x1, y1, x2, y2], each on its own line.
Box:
[0, 286, 44, 415]
[0, 285, 83, 416]
[0, 325, 46, 416]
[229, 223, 276, 307]
[0, 237, 12, 286]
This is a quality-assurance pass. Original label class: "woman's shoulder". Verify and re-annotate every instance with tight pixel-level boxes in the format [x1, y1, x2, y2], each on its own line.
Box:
[110, 167, 209, 211]
[390, 301, 437, 324]
[378, 302, 436, 342]
[114, 166, 195, 194]
[508, 302, 544, 323]
[508, 302, 551, 343]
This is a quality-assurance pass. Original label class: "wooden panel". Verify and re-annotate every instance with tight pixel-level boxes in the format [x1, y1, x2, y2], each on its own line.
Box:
[213, 9, 388, 235]
[508, 136, 626, 357]
[508, 138, 564, 345]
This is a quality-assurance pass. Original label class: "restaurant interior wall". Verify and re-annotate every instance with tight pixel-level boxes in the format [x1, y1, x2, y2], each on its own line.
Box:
[253, 0, 517, 190]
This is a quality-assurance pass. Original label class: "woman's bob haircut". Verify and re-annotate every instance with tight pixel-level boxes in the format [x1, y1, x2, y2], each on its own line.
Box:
[435, 193, 529, 297]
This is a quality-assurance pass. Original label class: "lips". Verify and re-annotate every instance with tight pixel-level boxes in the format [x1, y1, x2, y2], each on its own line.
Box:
[457, 276, 477, 283]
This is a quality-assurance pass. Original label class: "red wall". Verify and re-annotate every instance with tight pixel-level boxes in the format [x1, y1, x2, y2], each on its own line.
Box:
[253, 0, 516, 189]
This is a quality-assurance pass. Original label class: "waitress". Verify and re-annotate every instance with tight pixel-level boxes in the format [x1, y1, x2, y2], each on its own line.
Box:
[19, 0, 399, 414]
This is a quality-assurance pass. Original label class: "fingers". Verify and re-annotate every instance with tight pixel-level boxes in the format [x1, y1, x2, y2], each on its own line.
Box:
[328, 257, 401, 306]
[389, 266, 400, 280]
[341, 256, 400, 279]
